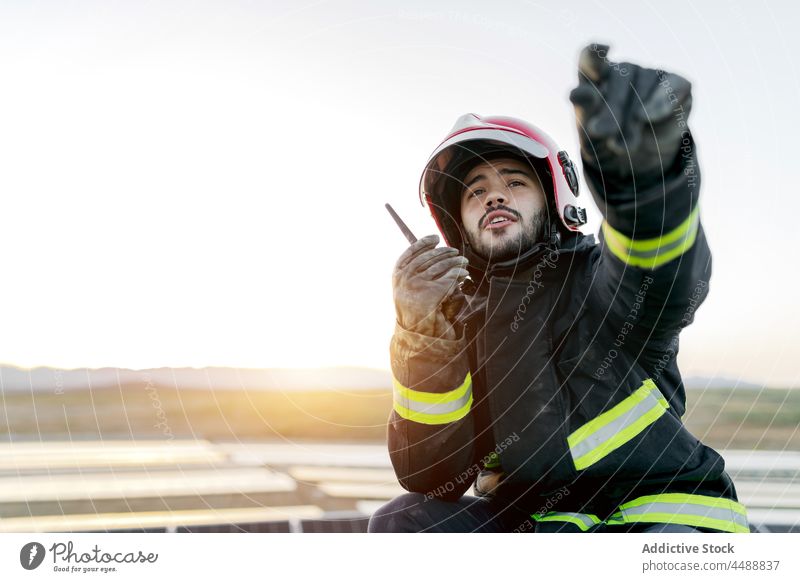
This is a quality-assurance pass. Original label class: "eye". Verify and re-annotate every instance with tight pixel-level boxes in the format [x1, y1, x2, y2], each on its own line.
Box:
[467, 188, 485, 198]
[508, 180, 525, 188]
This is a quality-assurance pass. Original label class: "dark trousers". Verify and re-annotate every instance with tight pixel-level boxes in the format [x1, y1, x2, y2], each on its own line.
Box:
[368, 493, 701, 533]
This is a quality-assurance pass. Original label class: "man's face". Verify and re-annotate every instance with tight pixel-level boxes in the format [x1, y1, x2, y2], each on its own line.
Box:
[459, 157, 549, 262]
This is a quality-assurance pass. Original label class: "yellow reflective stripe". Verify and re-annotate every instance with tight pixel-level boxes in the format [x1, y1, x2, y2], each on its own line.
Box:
[568, 379, 669, 470]
[605, 205, 700, 252]
[618, 513, 747, 533]
[612, 512, 749, 533]
[393, 394, 473, 425]
[484, 452, 501, 469]
[604, 515, 626, 526]
[392, 372, 471, 404]
[392, 372, 473, 425]
[573, 406, 665, 470]
[602, 205, 700, 269]
[538, 494, 749, 533]
[568, 379, 661, 445]
[532, 512, 601, 532]
[619, 493, 748, 516]
[613, 493, 750, 533]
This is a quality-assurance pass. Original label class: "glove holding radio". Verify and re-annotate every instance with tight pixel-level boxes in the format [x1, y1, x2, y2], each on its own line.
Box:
[392, 234, 469, 341]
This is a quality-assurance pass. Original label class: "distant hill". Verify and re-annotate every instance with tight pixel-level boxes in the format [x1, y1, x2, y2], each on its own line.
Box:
[683, 376, 766, 390]
[0, 365, 391, 392]
[0, 365, 785, 393]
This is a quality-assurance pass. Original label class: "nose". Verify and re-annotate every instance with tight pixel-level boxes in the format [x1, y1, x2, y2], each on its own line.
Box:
[484, 189, 506, 208]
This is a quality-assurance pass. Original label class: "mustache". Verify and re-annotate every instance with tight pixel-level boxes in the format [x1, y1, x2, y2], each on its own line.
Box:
[479, 204, 522, 229]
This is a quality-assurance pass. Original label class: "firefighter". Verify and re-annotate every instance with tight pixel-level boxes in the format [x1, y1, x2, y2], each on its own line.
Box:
[368, 45, 749, 533]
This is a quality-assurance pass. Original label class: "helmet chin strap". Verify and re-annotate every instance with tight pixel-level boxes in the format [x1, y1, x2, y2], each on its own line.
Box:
[547, 218, 562, 249]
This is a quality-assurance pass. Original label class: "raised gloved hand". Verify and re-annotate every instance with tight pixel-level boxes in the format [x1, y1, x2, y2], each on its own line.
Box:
[393, 234, 469, 340]
[569, 43, 693, 192]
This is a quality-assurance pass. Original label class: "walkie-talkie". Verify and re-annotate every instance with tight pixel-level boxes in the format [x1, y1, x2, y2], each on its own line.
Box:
[385, 203, 475, 310]
[384, 203, 419, 245]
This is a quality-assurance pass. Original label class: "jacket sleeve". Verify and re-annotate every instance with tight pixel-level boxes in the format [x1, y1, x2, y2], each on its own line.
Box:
[584, 130, 711, 353]
[387, 321, 476, 500]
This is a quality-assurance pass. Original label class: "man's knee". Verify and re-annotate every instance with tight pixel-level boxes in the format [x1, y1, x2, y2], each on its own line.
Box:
[367, 492, 430, 533]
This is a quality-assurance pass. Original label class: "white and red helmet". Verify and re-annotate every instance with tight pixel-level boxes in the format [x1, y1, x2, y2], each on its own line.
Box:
[419, 113, 587, 248]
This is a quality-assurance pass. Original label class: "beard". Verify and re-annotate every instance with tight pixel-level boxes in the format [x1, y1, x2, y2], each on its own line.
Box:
[465, 207, 549, 263]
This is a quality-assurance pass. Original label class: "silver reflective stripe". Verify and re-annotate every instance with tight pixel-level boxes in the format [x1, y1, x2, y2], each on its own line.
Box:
[393, 373, 473, 425]
[569, 384, 666, 465]
[620, 502, 749, 530]
[393, 386, 472, 416]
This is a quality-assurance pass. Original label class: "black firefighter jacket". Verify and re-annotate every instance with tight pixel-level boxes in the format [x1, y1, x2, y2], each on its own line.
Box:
[386, 134, 750, 533]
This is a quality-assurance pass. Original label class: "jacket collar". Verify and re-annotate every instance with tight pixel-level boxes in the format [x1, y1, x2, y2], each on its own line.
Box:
[453, 229, 594, 327]
[464, 228, 595, 292]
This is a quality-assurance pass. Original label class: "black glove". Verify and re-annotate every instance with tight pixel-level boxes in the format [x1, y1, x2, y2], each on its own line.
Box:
[393, 234, 469, 340]
[569, 44, 693, 193]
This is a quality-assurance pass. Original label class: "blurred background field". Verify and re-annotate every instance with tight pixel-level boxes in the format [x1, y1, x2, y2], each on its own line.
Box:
[683, 387, 800, 451]
[1, 386, 391, 442]
[1, 379, 798, 450]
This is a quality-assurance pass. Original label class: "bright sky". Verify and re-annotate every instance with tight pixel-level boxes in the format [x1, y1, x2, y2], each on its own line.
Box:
[1, 0, 798, 387]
